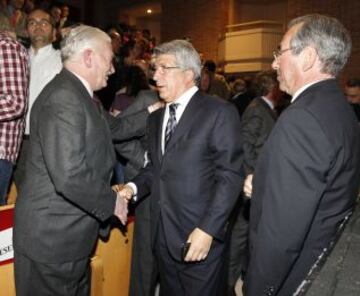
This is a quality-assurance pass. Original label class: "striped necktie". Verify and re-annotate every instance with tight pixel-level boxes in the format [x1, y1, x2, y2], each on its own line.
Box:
[164, 103, 179, 149]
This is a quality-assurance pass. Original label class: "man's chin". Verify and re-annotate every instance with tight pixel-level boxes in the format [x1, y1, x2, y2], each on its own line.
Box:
[157, 91, 167, 101]
[93, 83, 107, 92]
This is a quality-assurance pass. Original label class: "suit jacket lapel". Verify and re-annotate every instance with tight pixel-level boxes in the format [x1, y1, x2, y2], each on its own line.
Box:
[259, 97, 277, 120]
[62, 68, 115, 161]
[153, 108, 165, 162]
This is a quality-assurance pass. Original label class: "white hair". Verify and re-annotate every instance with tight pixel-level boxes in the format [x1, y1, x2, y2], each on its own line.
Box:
[60, 25, 111, 62]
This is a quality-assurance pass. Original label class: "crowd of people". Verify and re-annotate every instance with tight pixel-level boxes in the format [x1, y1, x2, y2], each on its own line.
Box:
[0, 1, 360, 296]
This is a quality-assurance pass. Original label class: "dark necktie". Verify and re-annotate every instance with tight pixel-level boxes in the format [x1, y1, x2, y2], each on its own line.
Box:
[92, 95, 102, 113]
[165, 103, 179, 149]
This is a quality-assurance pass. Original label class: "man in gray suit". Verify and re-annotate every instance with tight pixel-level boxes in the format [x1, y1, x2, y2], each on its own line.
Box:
[13, 25, 150, 296]
[244, 14, 360, 296]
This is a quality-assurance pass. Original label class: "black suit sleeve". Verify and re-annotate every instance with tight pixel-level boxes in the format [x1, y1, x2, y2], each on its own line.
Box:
[107, 109, 150, 141]
[198, 103, 244, 240]
[112, 91, 158, 170]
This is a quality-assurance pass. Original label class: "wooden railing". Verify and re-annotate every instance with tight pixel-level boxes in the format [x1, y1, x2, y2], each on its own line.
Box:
[0, 187, 133, 296]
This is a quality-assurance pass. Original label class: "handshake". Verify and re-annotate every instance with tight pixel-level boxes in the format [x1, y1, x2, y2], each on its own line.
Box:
[112, 184, 135, 225]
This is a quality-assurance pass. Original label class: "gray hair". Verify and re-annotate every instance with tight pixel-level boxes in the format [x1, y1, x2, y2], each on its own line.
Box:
[153, 39, 201, 83]
[252, 70, 278, 97]
[288, 14, 351, 76]
[233, 78, 247, 93]
[60, 25, 111, 62]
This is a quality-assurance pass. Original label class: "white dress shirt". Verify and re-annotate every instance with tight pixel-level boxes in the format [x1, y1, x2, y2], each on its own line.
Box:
[291, 79, 334, 103]
[161, 86, 198, 153]
[261, 96, 275, 110]
[26, 44, 62, 135]
[72, 72, 93, 98]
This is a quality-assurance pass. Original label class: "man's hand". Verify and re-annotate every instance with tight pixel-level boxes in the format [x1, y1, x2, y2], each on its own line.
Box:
[114, 192, 128, 225]
[243, 174, 253, 198]
[184, 228, 213, 262]
[118, 184, 134, 201]
[147, 100, 164, 113]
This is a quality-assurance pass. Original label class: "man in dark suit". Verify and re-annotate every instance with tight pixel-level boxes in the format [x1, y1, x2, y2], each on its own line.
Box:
[344, 78, 360, 122]
[231, 78, 255, 118]
[119, 40, 244, 296]
[112, 89, 162, 296]
[227, 70, 281, 295]
[241, 70, 280, 176]
[115, 89, 162, 296]
[13, 25, 150, 296]
[244, 14, 360, 296]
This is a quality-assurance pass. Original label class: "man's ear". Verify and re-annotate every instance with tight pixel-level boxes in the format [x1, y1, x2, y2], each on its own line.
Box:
[302, 46, 317, 72]
[83, 49, 93, 68]
[52, 29, 56, 42]
[185, 69, 195, 84]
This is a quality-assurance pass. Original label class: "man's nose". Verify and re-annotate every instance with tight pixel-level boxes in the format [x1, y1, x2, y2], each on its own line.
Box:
[153, 69, 160, 81]
[109, 64, 115, 75]
[272, 59, 279, 70]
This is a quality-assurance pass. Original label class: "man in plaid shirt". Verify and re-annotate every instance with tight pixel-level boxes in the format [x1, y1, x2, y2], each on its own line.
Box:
[0, 32, 29, 205]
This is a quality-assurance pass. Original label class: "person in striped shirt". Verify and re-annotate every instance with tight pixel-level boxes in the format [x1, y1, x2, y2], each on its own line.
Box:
[0, 32, 29, 205]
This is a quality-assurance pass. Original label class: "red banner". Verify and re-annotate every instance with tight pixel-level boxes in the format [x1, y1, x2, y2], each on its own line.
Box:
[0, 207, 14, 266]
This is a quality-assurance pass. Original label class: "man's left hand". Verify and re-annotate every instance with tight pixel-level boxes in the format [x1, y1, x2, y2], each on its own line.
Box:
[184, 228, 213, 262]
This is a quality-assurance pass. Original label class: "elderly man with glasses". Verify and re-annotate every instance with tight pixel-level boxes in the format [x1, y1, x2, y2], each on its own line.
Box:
[118, 39, 244, 296]
[244, 14, 360, 296]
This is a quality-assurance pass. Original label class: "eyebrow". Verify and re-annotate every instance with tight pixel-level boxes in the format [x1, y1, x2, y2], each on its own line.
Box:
[28, 18, 51, 21]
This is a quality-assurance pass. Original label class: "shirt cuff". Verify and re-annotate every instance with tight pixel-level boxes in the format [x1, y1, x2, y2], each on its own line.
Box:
[127, 182, 138, 202]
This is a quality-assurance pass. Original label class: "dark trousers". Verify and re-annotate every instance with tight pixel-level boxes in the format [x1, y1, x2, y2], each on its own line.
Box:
[129, 198, 158, 296]
[0, 159, 13, 205]
[227, 198, 250, 287]
[155, 220, 226, 296]
[14, 251, 90, 296]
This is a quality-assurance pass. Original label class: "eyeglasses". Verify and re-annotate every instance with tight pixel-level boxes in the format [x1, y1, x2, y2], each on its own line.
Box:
[27, 19, 52, 28]
[273, 47, 295, 60]
[152, 64, 181, 75]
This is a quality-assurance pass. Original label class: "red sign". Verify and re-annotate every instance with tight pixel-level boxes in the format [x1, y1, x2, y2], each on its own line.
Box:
[0, 207, 14, 266]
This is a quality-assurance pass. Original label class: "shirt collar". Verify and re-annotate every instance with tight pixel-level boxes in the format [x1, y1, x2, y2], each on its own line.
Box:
[72, 72, 93, 97]
[261, 96, 274, 109]
[167, 85, 198, 108]
[29, 44, 54, 57]
[291, 79, 334, 103]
